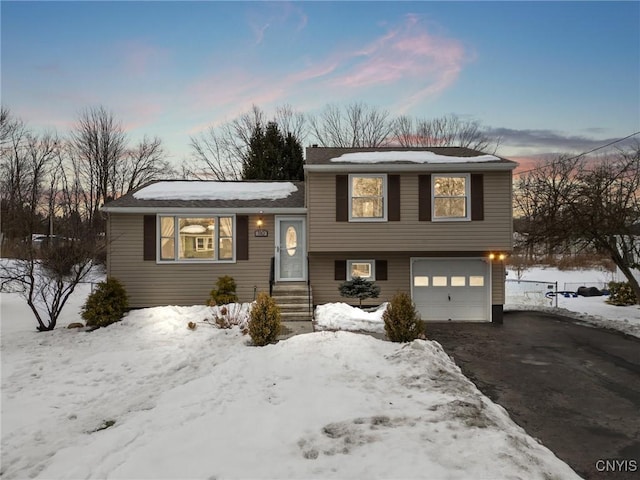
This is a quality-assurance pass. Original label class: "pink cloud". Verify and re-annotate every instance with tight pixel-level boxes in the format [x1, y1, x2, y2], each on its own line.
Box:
[185, 14, 471, 134]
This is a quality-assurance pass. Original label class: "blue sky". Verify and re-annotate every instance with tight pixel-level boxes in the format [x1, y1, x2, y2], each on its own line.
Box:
[2, 1, 639, 164]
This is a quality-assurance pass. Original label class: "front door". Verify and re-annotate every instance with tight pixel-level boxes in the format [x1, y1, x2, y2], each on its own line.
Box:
[275, 216, 306, 281]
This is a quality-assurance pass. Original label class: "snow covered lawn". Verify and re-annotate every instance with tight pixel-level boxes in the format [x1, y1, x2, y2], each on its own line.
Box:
[505, 266, 640, 338]
[1, 291, 578, 479]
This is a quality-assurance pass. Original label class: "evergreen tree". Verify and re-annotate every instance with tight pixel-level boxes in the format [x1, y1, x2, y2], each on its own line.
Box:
[242, 121, 303, 181]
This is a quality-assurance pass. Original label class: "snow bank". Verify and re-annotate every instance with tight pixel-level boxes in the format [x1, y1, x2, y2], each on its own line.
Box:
[315, 302, 387, 333]
[133, 181, 298, 200]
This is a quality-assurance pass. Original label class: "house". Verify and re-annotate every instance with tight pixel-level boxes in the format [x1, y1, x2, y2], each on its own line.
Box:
[102, 147, 517, 323]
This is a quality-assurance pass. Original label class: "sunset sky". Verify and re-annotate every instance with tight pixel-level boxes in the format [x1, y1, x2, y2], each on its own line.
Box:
[2, 1, 639, 166]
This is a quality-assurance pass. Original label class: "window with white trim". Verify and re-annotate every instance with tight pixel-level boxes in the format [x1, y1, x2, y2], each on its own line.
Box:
[159, 215, 234, 262]
[433, 174, 470, 220]
[349, 174, 387, 221]
[347, 260, 375, 280]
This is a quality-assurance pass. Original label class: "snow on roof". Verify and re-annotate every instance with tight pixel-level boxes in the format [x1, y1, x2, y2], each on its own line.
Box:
[330, 151, 500, 163]
[133, 181, 298, 201]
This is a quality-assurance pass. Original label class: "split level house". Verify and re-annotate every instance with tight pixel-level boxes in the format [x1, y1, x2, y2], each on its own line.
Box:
[102, 147, 517, 323]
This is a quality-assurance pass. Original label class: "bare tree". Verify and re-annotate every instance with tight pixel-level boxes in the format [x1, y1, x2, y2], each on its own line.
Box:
[308, 102, 394, 147]
[393, 114, 499, 153]
[187, 104, 307, 180]
[515, 147, 640, 302]
[116, 135, 174, 195]
[0, 109, 61, 241]
[0, 229, 100, 331]
[70, 106, 127, 226]
[69, 106, 171, 226]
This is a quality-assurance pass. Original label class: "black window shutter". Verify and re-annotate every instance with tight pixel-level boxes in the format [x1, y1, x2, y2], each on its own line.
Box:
[336, 175, 349, 222]
[418, 175, 432, 221]
[388, 175, 400, 221]
[471, 174, 484, 221]
[143, 215, 156, 261]
[334, 260, 347, 281]
[375, 260, 388, 281]
[236, 215, 249, 260]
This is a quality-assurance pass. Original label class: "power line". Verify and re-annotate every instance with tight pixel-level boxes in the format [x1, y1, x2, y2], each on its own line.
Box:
[513, 131, 640, 177]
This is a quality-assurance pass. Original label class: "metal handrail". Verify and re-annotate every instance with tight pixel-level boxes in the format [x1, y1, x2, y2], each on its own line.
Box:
[307, 255, 312, 318]
[269, 256, 275, 296]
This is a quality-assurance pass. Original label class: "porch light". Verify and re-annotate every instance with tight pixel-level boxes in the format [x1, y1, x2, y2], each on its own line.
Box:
[489, 253, 495, 260]
[257, 211, 264, 227]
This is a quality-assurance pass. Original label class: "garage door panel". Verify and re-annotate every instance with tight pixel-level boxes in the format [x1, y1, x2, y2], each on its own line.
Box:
[411, 258, 490, 322]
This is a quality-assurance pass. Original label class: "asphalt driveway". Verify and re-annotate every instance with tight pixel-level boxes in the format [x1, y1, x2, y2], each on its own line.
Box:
[427, 311, 640, 480]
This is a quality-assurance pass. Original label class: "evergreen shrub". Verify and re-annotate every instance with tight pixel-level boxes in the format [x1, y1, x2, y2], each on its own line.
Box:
[248, 293, 281, 346]
[82, 277, 129, 328]
[383, 292, 424, 342]
[607, 281, 637, 306]
[339, 276, 381, 307]
[208, 275, 238, 306]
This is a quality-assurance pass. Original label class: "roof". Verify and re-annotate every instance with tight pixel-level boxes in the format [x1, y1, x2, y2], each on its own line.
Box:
[304, 146, 518, 172]
[102, 180, 306, 213]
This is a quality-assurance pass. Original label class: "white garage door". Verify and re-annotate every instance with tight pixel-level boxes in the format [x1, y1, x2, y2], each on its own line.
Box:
[411, 258, 490, 322]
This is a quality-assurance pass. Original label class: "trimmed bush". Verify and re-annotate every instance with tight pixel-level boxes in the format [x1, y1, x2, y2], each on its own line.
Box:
[383, 292, 424, 342]
[207, 275, 238, 306]
[81, 277, 129, 328]
[607, 281, 637, 306]
[248, 293, 281, 346]
[339, 276, 381, 307]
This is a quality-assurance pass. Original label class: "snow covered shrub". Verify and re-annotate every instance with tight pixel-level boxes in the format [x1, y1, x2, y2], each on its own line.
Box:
[81, 277, 129, 328]
[607, 281, 637, 306]
[339, 276, 381, 307]
[213, 303, 249, 331]
[207, 275, 238, 306]
[383, 292, 424, 342]
[248, 293, 281, 346]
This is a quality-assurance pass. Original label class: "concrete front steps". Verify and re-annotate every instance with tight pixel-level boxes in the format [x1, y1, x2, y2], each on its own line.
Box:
[272, 282, 314, 322]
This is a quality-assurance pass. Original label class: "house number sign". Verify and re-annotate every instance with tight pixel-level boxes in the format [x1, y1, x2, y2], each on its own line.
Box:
[254, 229, 268, 237]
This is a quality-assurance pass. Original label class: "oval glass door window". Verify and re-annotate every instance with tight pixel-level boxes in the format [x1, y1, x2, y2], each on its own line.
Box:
[286, 226, 297, 256]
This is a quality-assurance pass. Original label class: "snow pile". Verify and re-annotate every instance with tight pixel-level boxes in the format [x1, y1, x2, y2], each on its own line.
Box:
[315, 302, 387, 333]
[133, 181, 298, 200]
[330, 151, 500, 163]
[1, 294, 579, 479]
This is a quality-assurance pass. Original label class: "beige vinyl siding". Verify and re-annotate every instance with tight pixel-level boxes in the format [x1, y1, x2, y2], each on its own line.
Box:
[491, 260, 506, 304]
[309, 252, 505, 306]
[309, 253, 408, 306]
[307, 172, 513, 252]
[107, 213, 276, 307]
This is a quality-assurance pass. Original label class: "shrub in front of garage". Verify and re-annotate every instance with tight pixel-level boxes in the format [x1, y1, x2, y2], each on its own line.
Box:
[383, 292, 425, 342]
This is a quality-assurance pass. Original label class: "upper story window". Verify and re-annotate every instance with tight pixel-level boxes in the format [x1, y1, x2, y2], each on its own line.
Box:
[349, 174, 387, 221]
[433, 174, 470, 221]
[159, 215, 234, 262]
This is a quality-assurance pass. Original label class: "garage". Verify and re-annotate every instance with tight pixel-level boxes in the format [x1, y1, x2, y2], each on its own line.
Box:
[411, 258, 491, 322]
